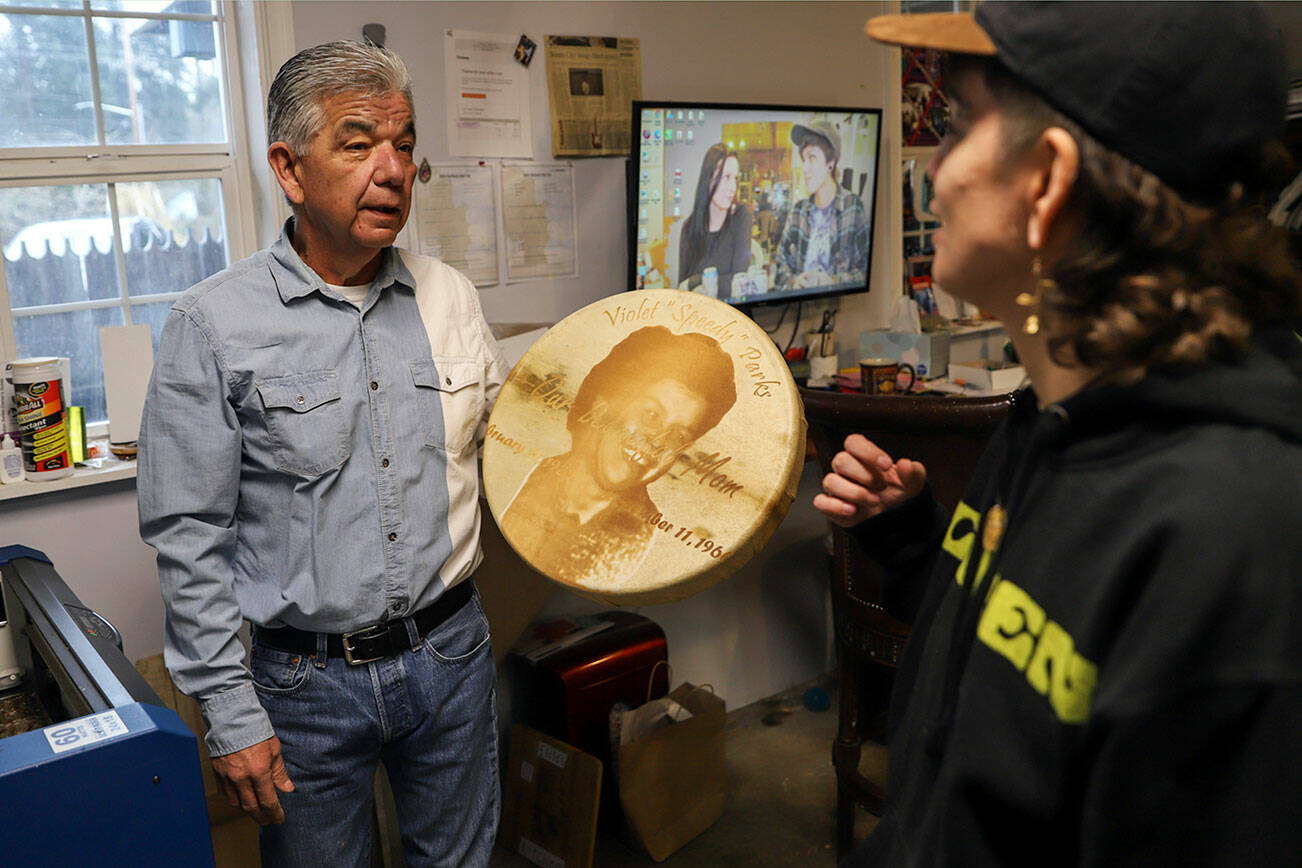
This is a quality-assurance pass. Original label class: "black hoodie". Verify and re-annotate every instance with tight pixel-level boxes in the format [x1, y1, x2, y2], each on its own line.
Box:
[847, 330, 1302, 866]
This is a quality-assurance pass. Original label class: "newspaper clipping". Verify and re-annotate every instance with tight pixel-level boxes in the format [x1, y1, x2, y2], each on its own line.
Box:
[544, 35, 641, 157]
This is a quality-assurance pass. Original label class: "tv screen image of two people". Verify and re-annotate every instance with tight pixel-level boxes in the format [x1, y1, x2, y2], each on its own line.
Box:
[630, 102, 883, 308]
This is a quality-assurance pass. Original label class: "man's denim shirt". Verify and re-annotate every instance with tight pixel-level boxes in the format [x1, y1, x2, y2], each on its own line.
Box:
[138, 225, 508, 756]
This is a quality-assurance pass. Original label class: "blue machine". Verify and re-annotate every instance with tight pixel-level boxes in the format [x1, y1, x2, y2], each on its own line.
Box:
[0, 546, 214, 867]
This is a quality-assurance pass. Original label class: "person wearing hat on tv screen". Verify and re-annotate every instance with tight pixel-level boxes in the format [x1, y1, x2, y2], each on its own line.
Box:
[815, 3, 1301, 865]
[774, 116, 871, 291]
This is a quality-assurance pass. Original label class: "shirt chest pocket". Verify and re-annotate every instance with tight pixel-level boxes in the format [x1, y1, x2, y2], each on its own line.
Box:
[256, 371, 351, 477]
[410, 357, 483, 454]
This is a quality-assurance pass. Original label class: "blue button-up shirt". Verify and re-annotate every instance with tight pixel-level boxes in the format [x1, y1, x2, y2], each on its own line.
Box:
[138, 224, 507, 756]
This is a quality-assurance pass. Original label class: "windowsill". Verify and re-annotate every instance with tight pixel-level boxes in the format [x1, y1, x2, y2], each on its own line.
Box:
[0, 458, 137, 502]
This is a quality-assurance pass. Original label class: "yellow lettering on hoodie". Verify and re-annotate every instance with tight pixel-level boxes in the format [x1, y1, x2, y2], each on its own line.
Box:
[1025, 621, 1098, 724]
[945, 500, 1100, 724]
[977, 579, 1045, 670]
[942, 501, 982, 586]
[975, 580, 1098, 723]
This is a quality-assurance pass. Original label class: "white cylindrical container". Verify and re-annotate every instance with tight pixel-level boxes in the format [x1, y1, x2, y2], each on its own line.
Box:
[0, 433, 24, 483]
[10, 357, 73, 481]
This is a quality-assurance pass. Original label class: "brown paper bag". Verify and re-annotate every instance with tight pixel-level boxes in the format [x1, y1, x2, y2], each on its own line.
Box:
[614, 683, 726, 862]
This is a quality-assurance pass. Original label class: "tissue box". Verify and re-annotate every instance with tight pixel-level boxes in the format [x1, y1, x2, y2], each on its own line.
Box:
[948, 359, 1026, 392]
[858, 330, 951, 379]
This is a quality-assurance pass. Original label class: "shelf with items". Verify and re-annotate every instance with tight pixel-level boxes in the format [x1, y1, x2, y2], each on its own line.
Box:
[0, 454, 137, 502]
[901, 151, 941, 315]
[898, 31, 946, 302]
[901, 148, 939, 258]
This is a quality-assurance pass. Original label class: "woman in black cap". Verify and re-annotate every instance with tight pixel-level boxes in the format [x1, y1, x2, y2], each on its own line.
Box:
[817, 2, 1301, 864]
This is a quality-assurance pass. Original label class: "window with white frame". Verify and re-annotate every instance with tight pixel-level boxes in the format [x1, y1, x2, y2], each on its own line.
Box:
[0, 0, 261, 431]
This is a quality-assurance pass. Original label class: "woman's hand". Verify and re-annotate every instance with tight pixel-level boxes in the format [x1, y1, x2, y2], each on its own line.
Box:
[813, 434, 928, 527]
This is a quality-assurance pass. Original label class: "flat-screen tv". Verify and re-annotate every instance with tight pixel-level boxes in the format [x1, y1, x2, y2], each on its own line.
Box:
[629, 100, 882, 308]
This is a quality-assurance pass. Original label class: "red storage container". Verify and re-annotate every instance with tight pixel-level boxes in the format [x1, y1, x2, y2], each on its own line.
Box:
[507, 611, 669, 802]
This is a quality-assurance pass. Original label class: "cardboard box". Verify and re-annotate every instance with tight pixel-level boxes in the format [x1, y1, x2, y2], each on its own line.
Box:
[858, 330, 951, 379]
[501, 725, 603, 868]
[948, 359, 1027, 392]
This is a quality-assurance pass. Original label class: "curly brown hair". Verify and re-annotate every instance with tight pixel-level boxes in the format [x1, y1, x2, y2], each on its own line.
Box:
[956, 55, 1302, 382]
[567, 326, 737, 437]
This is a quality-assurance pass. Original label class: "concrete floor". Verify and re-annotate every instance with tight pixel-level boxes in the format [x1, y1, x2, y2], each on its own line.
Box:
[490, 674, 882, 868]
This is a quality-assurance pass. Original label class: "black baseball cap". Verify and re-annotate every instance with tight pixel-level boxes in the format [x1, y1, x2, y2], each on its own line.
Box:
[865, 2, 1286, 203]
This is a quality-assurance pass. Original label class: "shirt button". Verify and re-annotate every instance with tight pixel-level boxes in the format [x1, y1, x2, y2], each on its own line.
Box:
[390, 601, 403, 614]
[388, 532, 397, 542]
[295, 395, 305, 405]
[381, 458, 390, 468]
[370, 381, 379, 391]
[445, 377, 452, 386]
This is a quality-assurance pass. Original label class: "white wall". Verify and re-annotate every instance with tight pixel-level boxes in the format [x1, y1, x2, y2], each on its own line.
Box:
[1, 1, 900, 712]
[290, 0, 900, 348]
[1, 482, 160, 665]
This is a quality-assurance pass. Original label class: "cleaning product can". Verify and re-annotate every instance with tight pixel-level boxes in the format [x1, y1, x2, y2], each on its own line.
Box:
[10, 357, 73, 480]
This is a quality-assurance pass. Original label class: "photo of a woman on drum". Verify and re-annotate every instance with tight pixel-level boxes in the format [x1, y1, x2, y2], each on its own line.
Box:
[501, 326, 737, 589]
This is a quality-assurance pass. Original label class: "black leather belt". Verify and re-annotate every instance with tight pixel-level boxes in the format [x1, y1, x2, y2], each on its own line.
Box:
[253, 580, 475, 665]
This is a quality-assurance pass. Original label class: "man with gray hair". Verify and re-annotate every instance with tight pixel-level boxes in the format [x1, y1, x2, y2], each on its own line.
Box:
[138, 40, 506, 866]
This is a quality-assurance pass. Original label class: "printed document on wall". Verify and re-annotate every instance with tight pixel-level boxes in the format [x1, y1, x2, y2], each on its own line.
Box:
[445, 30, 533, 158]
[414, 163, 499, 286]
[501, 162, 578, 282]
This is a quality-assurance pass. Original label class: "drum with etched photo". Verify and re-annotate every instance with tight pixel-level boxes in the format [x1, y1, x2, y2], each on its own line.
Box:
[482, 289, 806, 605]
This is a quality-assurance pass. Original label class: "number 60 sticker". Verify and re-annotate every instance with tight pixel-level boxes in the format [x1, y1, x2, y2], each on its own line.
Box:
[43, 710, 129, 754]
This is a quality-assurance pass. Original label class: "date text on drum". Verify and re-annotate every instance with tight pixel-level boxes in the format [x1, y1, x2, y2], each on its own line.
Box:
[648, 512, 727, 559]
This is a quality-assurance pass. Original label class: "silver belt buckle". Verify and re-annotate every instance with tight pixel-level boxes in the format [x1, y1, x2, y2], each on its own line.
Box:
[341, 624, 387, 665]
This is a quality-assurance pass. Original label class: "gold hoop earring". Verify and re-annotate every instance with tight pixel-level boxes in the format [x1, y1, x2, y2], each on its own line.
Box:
[1018, 256, 1055, 335]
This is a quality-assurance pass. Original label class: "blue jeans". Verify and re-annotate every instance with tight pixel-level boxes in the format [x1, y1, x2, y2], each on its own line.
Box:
[250, 593, 499, 868]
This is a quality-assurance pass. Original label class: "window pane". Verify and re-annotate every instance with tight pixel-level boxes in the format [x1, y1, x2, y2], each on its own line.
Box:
[0, 13, 96, 147]
[91, 1, 216, 12]
[14, 306, 126, 425]
[94, 11, 225, 145]
[129, 298, 174, 350]
[117, 177, 228, 297]
[1, 184, 123, 307]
